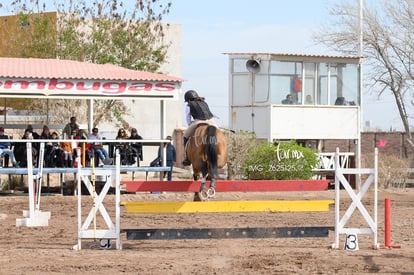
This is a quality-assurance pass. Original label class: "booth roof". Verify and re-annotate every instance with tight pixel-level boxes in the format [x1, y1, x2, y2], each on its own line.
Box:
[0, 57, 183, 82]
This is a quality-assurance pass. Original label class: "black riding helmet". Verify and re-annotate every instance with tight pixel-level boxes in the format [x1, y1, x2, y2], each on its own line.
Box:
[184, 90, 199, 102]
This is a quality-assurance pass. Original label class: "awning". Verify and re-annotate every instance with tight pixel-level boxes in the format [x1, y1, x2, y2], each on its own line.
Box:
[0, 57, 183, 99]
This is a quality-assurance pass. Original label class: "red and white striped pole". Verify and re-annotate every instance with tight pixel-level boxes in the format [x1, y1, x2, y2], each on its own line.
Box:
[381, 198, 400, 249]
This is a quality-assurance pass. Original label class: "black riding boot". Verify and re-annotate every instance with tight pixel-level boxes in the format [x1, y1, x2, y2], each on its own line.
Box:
[182, 137, 191, 166]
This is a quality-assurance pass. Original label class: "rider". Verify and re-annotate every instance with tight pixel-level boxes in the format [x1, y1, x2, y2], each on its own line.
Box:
[182, 90, 216, 166]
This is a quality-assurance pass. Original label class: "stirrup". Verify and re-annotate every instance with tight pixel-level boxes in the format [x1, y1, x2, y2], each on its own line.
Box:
[182, 159, 191, 166]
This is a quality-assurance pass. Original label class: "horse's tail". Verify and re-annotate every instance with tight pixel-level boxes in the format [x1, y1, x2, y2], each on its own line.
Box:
[205, 125, 218, 178]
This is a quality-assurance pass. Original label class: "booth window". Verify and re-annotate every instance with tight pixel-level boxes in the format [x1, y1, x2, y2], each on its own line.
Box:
[270, 61, 302, 104]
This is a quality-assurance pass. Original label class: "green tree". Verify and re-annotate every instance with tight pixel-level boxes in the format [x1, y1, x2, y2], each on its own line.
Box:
[1, 0, 172, 127]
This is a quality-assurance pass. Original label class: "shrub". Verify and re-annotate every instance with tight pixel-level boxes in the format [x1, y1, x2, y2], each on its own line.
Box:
[242, 141, 319, 180]
[224, 130, 258, 179]
[361, 152, 409, 189]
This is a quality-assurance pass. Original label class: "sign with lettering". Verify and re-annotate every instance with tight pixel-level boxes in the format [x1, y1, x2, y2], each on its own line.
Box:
[0, 78, 180, 100]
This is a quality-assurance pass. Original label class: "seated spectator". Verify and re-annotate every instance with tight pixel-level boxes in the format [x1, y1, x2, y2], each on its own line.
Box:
[114, 128, 134, 165]
[72, 128, 88, 167]
[115, 128, 128, 151]
[14, 129, 38, 167]
[281, 94, 294, 104]
[335, 96, 348, 105]
[40, 125, 51, 139]
[0, 127, 19, 167]
[40, 125, 53, 165]
[47, 131, 64, 167]
[88, 127, 111, 165]
[26, 124, 40, 152]
[77, 129, 88, 140]
[305, 95, 313, 105]
[60, 129, 78, 167]
[129, 128, 143, 165]
[26, 124, 40, 139]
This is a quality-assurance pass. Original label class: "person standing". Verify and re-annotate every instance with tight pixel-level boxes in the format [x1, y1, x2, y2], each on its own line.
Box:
[156, 136, 176, 181]
[63, 116, 80, 139]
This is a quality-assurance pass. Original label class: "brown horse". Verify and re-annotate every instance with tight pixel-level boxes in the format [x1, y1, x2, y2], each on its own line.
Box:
[186, 124, 228, 200]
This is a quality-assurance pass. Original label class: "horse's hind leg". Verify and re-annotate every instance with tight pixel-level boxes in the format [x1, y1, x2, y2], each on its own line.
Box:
[198, 175, 209, 201]
[193, 176, 208, 201]
[207, 178, 216, 199]
[192, 172, 202, 201]
[193, 174, 209, 202]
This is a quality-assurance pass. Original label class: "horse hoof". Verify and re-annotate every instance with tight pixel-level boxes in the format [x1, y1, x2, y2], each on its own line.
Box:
[199, 190, 209, 201]
[207, 188, 216, 198]
[193, 192, 201, 201]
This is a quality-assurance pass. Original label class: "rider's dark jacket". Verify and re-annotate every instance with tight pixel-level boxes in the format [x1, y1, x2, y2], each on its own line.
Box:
[188, 100, 214, 120]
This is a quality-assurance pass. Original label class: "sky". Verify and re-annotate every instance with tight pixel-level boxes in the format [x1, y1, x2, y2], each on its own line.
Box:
[0, 0, 403, 131]
[162, 0, 403, 131]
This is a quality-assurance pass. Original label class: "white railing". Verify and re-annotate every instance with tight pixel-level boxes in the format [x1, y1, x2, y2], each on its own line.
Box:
[314, 152, 355, 172]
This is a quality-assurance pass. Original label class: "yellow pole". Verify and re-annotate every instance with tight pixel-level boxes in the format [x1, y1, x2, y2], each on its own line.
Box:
[121, 200, 335, 214]
[82, 143, 86, 166]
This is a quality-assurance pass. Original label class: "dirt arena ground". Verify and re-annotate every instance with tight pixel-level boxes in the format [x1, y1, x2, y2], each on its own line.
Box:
[0, 181, 413, 274]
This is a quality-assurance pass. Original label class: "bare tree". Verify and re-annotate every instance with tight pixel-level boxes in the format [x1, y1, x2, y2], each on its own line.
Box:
[314, 0, 414, 145]
[0, 0, 172, 128]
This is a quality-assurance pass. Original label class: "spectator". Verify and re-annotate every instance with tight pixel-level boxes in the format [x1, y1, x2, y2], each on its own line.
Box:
[40, 125, 53, 164]
[77, 128, 88, 140]
[48, 131, 64, 167]
[114, 128, 133, 165]
[159, 136, 176, 181]
[88, 127, 111, 165]
[14, 128, 38, 167]
[115, 128, 129, 151]
[281, 94, 294, 104]
[0, 127, 19, 167]
[305, 95, 313, 105]
[60, 128, 78, 167]
[129, 128, 143, 164]
[63, 116, 80, 139]
[72, 129, 87, 167]
[26, 124, 40, 139]
[40, 125, 51, 139]
[26, 124, 40, 152]
[335, 96, 348, 105]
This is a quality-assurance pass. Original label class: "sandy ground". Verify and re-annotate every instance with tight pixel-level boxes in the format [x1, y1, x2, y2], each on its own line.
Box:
[0, 178, 413, 274]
